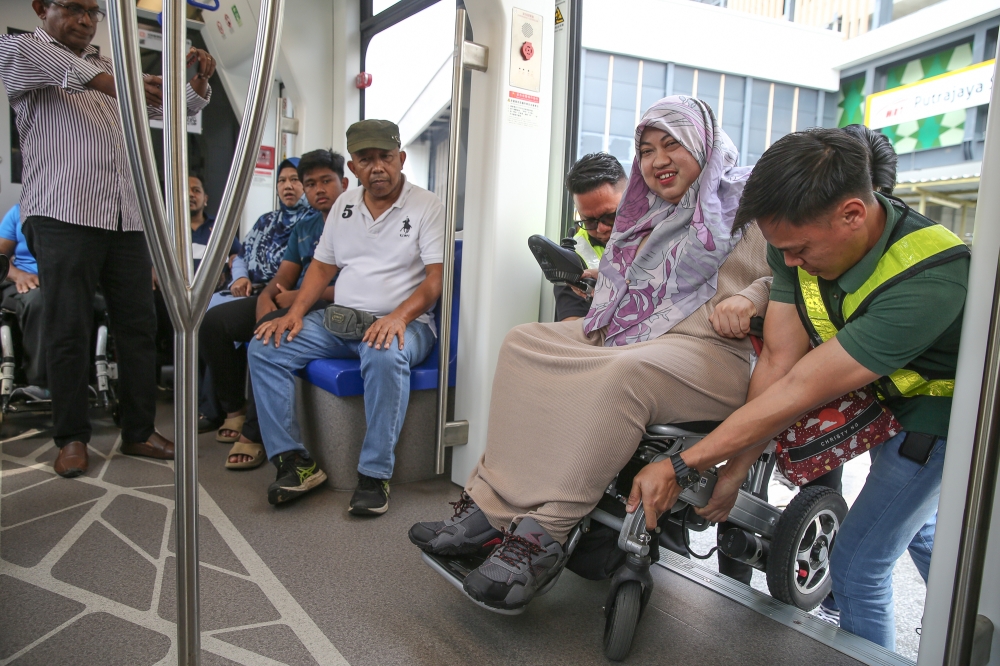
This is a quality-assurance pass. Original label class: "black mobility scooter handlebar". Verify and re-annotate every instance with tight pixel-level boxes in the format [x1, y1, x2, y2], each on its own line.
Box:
[528, 234, 596, 298]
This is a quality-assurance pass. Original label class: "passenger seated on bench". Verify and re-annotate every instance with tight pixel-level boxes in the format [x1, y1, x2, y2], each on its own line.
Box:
[197, 155, 325, 434]
[0, 203, 46, 396]
[199, 150, 347, 469]
[410, 96, 771, 612]
[627, 128, 968, 650]
[554, 153, 623, 321]
[250, 119, 444, 513]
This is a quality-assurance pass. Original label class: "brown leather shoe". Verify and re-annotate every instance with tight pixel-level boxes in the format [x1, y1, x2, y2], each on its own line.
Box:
[54, 441, 89, 478]
[120, 432, 175, 460]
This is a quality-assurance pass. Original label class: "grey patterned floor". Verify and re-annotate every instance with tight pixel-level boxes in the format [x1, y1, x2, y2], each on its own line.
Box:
[0, 402, 866, 666]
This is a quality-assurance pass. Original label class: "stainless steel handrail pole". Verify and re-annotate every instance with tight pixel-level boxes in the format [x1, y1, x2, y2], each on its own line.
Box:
[107, 1, 284, 663]
[435, 8, 487, 475]
[943, 52, 1000, 666]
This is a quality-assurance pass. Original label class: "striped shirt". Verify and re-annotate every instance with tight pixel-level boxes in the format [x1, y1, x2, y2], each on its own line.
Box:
[0, 28, 211, 231]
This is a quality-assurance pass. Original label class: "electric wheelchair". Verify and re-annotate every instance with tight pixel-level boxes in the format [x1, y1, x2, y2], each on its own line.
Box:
[423, 419, 849, 660]
[421, 236, 849, 661]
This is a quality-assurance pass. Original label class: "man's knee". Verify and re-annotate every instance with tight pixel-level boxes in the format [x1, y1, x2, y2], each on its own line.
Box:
[360, 343, 409, 375]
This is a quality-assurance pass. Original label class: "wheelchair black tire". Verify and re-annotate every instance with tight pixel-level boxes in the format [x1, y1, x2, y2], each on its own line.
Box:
[603, 580, 642, 661]
[766, 486, 848, 611]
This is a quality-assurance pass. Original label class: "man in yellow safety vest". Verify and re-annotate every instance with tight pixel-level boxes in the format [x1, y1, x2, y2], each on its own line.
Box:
[626, 128, 969, 650]
[555, 153, 625, 321]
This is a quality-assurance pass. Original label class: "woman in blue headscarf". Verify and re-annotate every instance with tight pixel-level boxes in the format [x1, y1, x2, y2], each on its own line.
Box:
[222, 157, 322, 300]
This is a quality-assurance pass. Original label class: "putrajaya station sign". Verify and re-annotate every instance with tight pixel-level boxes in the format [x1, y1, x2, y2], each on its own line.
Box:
[865, 59, 995, 130]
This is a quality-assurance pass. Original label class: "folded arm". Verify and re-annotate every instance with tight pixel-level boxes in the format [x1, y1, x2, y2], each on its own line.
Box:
[254, 259, 339, 346]
[0, 35, 104, 96]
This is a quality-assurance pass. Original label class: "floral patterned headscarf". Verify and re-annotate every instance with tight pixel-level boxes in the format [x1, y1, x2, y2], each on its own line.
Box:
[582, 96, 751, 346]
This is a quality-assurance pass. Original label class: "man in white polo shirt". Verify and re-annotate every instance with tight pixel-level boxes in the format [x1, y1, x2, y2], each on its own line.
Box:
[249, 120, 445, 514]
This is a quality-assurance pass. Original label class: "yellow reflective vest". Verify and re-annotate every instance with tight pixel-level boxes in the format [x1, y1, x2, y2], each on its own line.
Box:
[574, 228, 604, 270]
[795, 199, 969, 399]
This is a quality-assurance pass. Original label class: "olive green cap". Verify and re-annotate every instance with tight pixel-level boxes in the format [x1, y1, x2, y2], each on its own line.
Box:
[346, 119, 401, 153]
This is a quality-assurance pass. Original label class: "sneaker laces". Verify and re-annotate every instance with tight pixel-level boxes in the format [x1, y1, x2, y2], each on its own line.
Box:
[449, 492, 476, 519]
[494, 528, 544, 567]
[357, 475, 386, 493]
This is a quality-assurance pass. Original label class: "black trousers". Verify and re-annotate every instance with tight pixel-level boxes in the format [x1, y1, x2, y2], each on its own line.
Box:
[1, 282, 47, 386]
[718, 464, 845, 585]
[199, 295, 326, 443]
[24, 216, 157, 447]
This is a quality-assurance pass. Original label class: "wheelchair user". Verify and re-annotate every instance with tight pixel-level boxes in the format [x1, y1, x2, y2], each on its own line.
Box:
[626, 128, 968, 650]
[409, 96, 772, 612]
[0, 203, 46, 397]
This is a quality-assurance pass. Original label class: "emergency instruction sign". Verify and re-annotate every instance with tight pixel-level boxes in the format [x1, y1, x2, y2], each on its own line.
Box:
[507, 91, 541, 128]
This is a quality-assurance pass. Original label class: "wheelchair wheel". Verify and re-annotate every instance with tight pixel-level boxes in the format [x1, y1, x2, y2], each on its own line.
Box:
[603, 580, 642, 661]
[766, 486, 848, 611]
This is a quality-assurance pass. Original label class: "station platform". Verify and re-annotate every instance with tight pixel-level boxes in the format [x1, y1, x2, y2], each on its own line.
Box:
[1, 400, 898, 666]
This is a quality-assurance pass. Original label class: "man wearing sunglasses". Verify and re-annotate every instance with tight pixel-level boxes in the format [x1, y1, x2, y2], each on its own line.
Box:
[555, 153, 626, 321]
[0, 0, 214, 478]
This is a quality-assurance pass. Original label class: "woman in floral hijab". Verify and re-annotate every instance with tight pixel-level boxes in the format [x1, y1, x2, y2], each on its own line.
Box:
[410, 97, 771, 612]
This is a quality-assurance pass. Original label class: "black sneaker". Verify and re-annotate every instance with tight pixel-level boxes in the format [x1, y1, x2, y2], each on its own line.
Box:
[349, 474, 390, 515]
[462, 516, 566, 612]
[266, 452, 327, 505]
[409, 492, 503, 556]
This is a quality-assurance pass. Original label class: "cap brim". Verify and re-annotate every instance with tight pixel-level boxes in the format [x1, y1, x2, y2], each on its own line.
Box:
[348, 139, 400, 153]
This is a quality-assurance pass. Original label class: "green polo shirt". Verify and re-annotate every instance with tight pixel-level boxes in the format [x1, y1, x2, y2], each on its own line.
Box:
[768, 194, 969, 437]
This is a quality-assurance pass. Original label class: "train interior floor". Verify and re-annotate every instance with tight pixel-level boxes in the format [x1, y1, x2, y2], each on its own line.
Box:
[0, 397, 876, 666]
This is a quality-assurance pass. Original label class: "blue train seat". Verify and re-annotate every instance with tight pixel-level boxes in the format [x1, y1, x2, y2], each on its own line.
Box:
[299, 239, 462, 397]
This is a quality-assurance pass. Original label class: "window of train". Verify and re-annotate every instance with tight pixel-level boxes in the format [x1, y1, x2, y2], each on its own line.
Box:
[578, 53, 836, 172]
[364, 0, 469, 228]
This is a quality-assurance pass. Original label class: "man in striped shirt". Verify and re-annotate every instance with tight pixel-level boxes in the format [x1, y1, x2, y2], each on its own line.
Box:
[0, 0, 214, 477]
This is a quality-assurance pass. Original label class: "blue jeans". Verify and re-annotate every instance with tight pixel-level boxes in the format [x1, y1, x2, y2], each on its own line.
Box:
[248, 310, 435, 479]
[830, 431, 945, 650]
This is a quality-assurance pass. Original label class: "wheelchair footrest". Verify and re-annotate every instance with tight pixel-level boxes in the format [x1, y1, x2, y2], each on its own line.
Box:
[420, 551, 527, 616]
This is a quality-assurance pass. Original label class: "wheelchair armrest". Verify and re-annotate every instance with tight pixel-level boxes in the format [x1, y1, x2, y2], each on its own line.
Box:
[646, 420, 722, 438]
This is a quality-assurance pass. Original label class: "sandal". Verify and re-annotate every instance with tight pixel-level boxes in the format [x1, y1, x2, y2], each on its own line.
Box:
[215, 415, 246, 443]
[225, 440, 266, 470]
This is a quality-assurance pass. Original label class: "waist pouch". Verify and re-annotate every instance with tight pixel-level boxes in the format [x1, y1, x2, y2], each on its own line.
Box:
[323, 305, 377, 341]
[773, 386, 902, 485]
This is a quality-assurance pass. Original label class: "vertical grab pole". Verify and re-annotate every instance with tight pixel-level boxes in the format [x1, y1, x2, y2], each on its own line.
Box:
[106, 0, 285, 663]
[161, 2, 197, 661]
[943, 53, 1000, 666]
[435, 8, 488, 475]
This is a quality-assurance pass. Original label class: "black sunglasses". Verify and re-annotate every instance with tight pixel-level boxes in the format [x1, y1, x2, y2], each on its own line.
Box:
[48, 1, 106, 22]
[576, 212, 616, 232]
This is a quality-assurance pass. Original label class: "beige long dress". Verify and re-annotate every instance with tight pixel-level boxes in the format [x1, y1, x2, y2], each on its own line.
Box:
[465, 223, 772, 542]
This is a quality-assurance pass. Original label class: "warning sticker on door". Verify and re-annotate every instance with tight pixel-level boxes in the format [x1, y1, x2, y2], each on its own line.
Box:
[507, 91, 540, 128]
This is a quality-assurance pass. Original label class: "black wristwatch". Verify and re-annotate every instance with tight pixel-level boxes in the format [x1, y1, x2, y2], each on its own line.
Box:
[671, 453, 702, 490]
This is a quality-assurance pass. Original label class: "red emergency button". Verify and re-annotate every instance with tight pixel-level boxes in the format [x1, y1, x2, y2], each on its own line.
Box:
[520, 41, 534, 60]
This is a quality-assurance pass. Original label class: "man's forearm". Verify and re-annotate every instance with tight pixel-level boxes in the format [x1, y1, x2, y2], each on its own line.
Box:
[287, 261, 337, 316]
[682, 340, 878, 472]
[388, 273, 442, 325]
[86, 72, 116, 98]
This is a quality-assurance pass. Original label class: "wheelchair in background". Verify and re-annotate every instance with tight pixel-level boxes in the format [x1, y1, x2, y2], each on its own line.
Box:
[0, 261, 121, 425]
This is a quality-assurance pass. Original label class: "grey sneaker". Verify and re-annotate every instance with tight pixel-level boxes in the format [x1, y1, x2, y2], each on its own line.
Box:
[462, 516, 566, 611]
[409, 492, 503, 556]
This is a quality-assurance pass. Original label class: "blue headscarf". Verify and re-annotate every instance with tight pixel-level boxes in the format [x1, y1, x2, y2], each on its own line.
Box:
[240, 157, 322, 283]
